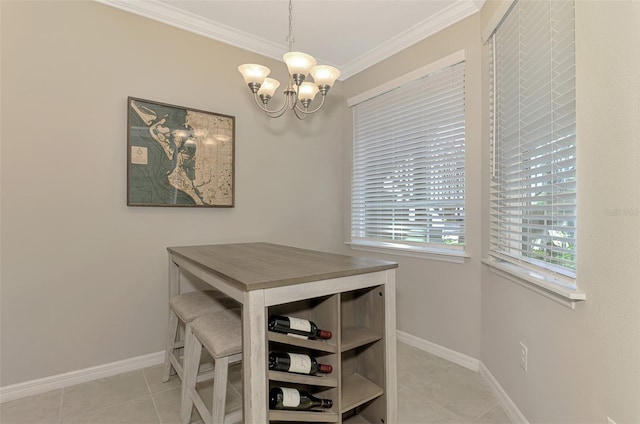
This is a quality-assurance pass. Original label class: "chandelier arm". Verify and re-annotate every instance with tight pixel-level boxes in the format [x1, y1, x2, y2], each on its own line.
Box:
[293, 108, 307, 120]
[253, 92, 289, 117]
[238, 0, 338, 120]
[266, 106, 291, 119]
[289, 83, 301, 111]
[294, 94, 326, 115]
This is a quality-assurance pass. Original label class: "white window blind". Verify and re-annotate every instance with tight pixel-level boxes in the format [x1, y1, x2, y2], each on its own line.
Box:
[351, 60, 466, 252]
[490, 0, 577, 280]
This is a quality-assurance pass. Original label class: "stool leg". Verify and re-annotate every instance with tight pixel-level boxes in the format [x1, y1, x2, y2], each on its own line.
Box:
[181, 326, 201, 424]
[163, 310, 180, 382]
[212, 356, 229, 424]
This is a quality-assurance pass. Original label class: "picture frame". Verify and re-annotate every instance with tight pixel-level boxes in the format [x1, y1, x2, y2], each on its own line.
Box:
[127, 97, 235, 207]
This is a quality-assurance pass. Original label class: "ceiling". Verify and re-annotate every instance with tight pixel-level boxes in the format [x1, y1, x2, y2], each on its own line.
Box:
[97, 0, 484, 80]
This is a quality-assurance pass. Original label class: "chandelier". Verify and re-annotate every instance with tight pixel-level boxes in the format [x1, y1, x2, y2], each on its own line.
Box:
[237, 0, 341, 120]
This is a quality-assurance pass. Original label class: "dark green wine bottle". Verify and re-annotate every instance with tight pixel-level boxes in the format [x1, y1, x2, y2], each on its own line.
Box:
[269, 351, 333, 375]
[269, 387, 333, 411]
[268, 315, 332, 339]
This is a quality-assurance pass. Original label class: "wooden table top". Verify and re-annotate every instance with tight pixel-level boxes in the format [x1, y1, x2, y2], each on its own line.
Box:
[167, 242, 397, 291]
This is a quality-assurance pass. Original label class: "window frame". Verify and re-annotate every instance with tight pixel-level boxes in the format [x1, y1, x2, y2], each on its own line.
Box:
[347, 51, 468, 263]
[483, 0, 585, 306]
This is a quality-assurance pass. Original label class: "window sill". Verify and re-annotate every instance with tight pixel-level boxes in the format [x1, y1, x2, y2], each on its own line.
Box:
[347, 240, 468, 264]
[482, 258, 585, 309]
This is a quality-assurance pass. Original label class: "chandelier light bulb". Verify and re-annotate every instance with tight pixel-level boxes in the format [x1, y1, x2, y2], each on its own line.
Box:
[236, 0, 339, 119]
[283, 52, 317, 84]
[238, 64, 270, 92]
[310, 65, 341, 94]
[257, 78, 281, 104]
[298, 82, 319, 103]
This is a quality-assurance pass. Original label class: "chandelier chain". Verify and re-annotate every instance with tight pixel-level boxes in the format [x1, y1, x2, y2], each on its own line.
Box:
[236, 0, 340, 119]
[287, 0, 294, 52]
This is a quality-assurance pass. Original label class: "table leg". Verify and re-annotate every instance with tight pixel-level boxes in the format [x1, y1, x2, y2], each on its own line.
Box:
[242, 290, 267, 424]
[164, 254, 182, 380]
[168, 253, 180, 298]
[384, 271, 398, 423]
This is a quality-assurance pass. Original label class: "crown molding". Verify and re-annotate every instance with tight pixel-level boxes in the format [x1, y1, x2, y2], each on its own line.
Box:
[95, 0, 286, 61]
[95, 0, 483, 81]
[340, 0, 483, 79]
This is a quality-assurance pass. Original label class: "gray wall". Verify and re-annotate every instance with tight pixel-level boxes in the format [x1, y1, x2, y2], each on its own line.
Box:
[342, 1, 640, 422]
[2, 1, 639, 422]
[479, 1, 640, 422]
[0, 1, 346, 386]
[341, 14, 484, 361]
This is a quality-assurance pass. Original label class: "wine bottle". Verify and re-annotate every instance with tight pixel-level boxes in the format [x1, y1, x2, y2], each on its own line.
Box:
[269, 351, 333, 375]
[268, 315, 332, 340]
[269, 387, 333, 411]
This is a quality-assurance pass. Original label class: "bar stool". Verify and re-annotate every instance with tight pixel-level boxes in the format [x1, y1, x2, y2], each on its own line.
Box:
[163, 290, 238, 383]
[180, 308, 243, 424]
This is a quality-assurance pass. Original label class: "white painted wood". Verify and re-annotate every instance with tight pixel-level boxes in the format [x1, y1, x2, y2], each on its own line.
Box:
[163, 309, 180, 382]
[384, 271, 398, 424]
[95, 0, 483, 80]
[479, 362, 527, 423]
[212, 356, 230, 424]
[263, 271, 387, 306]
[347, 50, 466, 107]
[169, 253, 180, 297]
[481, 0, 516, 42]
[181, 328, 243, 424]
[0, 351, 164, 403]
[243, 289, 267, 424]
[394, 330, 523, 423]
[166, 243, 398, 423]
[482, 258, 584, 309]
[180, 328, 201, 424]
[396, 330, 481, 372]
[347, 241, 468, 263]
[171, 255, 245, 303]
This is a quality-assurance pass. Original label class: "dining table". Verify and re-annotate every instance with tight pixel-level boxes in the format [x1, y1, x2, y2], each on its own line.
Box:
[167, 242, 398, 423]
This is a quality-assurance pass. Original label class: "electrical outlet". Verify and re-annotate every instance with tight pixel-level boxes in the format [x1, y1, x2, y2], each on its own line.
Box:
[519, 342, 528, 371]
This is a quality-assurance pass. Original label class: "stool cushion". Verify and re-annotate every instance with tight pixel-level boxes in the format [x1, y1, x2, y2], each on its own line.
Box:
[191, 309, 242, 359]
[170, 290, 237, 323]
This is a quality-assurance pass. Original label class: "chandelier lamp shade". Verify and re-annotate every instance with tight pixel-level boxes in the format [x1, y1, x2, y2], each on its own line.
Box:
[237, 1, 340, 119]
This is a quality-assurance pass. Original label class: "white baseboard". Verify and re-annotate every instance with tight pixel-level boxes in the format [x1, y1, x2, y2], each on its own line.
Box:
[479, 362, 529, 424]
[397, 329, 481, 371]
[2, 331, 527, 424]
[397, 330, 527, 423]
[0, 351, 165, 404]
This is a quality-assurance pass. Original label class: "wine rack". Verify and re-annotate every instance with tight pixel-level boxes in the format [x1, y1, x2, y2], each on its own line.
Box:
[267, 286, 388, 423]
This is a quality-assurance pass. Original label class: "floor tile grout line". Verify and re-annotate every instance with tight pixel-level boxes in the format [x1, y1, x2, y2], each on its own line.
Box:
[147, 383, 183, 397]
[60, 392, 156, 422]
[402, 374, 497, 424]
[472, 400, 502, 423]
[58, 388, 64, 424]
[142, 368, 164, 424]
[399, 382, 469, 423]
[3, 342, 509, 424]
[57, 369, 152, 422]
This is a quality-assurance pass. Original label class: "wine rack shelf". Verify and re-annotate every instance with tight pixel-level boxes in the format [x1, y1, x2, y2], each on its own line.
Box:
[341, 373, 384, 412]
[269, 410, 340, 422]
[268, 370, 339, 388]
[268, 332, 338, 353]
[342, 414, 373, 424]
[341, 326, 382, 352]
[268, 284, 391, 423]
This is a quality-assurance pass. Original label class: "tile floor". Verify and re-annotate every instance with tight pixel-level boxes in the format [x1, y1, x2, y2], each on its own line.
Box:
[0, 342, 510, 424]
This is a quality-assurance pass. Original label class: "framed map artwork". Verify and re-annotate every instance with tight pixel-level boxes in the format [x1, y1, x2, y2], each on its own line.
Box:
[127, 97, 235, 207]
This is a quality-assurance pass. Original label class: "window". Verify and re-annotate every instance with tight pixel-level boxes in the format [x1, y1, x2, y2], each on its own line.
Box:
[489, 0, 577, 286]
[349, 53, 466, 260]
